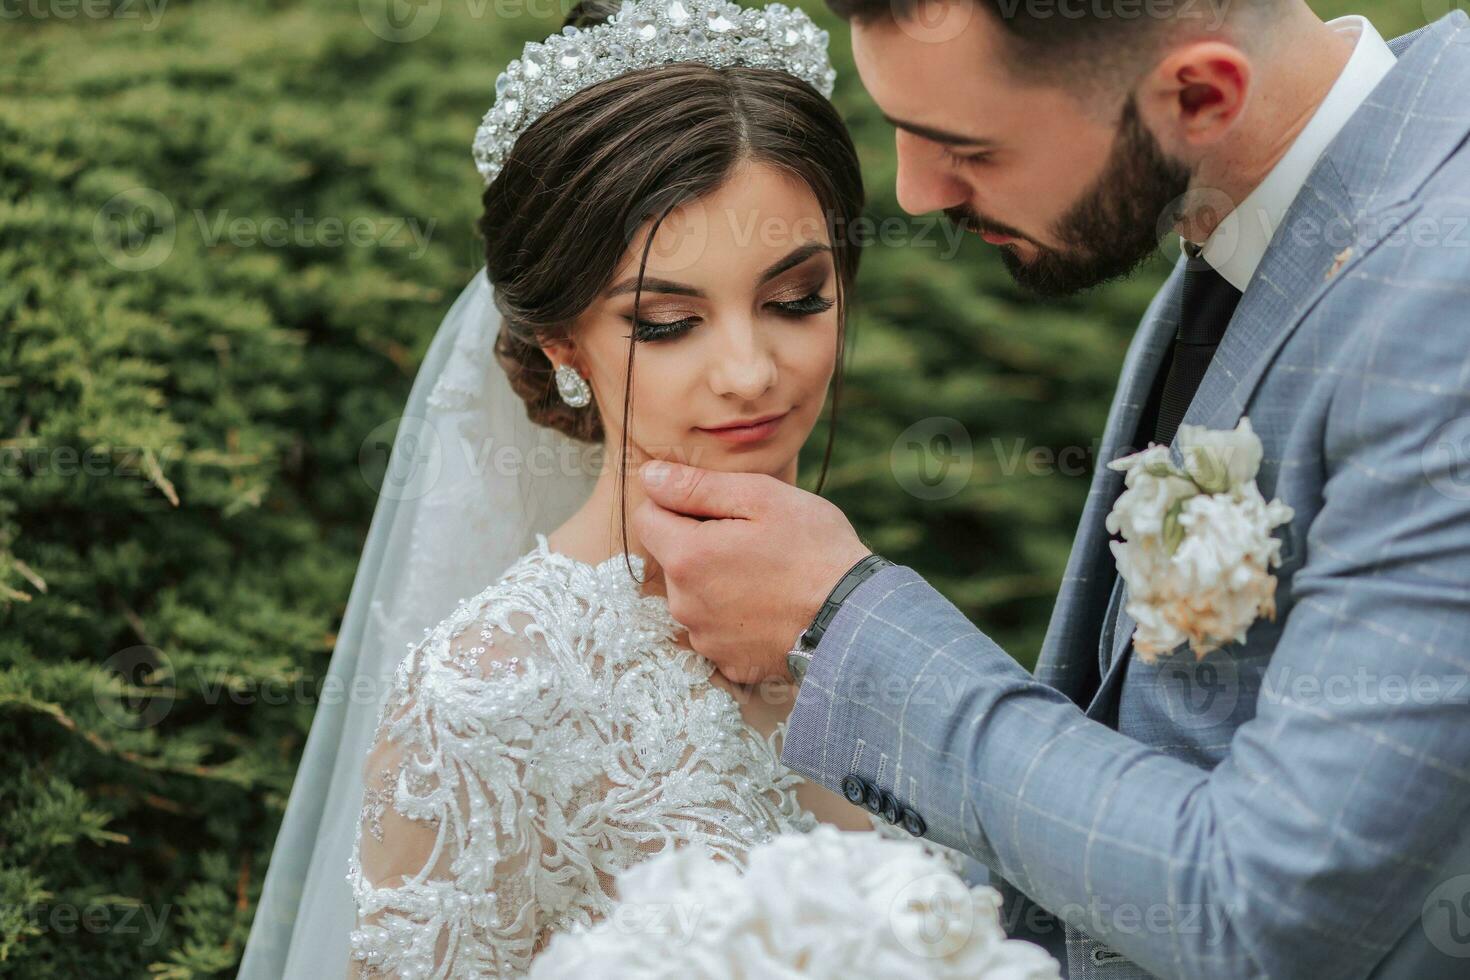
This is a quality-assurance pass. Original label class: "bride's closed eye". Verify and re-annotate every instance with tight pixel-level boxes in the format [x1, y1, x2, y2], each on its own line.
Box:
[624, 286, 835, 343]
[768, 290, 835, 318]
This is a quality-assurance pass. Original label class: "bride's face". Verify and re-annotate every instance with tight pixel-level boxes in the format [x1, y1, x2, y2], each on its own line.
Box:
[549, 160, 841, 479]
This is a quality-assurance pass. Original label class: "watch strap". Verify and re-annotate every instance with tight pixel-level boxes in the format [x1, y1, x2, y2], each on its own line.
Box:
[799, 553, 894, 651]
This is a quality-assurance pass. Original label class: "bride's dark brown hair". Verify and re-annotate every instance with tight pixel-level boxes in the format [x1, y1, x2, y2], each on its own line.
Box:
[480, 0, 864, 565]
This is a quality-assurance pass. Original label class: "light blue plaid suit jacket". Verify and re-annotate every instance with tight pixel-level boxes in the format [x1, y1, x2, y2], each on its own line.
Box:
[782, 13, 1470, 979]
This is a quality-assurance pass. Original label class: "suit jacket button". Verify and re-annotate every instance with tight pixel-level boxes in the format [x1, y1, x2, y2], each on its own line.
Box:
[901, 807, 926, 837]
[841, 775, 865, 805]
[880, 791, 901, 825]
[863, 781, 884, 814]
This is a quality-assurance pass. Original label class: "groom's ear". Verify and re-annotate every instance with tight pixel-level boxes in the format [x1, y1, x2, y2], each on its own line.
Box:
[1137, 41, 1252, 155]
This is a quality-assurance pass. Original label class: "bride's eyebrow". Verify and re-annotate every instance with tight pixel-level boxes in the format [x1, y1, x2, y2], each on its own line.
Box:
[602, 241, 832, 299]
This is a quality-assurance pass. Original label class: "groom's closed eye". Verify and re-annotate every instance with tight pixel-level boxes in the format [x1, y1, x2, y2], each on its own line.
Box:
[943, 147, 994, 168]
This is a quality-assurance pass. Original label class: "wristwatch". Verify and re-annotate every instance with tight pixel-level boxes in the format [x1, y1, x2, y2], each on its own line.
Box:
[786, 553, 894, 684]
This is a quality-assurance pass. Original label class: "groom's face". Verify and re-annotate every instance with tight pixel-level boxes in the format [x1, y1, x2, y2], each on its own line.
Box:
[851, 2, 1192, 296]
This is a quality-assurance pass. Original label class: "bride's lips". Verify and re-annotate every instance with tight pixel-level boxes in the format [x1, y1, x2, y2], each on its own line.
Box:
[697, 410, 790, 445]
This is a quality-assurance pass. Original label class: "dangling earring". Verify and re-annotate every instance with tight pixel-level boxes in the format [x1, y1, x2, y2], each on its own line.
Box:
[554, 363, 592, 408]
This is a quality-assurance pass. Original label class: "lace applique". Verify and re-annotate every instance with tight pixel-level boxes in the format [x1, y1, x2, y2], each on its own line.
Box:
[345, 537, 825, 979]
[360, 768, 395, 843]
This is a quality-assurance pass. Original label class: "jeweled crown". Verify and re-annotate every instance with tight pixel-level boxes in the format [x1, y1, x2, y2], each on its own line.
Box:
[472, 0, 837, 186]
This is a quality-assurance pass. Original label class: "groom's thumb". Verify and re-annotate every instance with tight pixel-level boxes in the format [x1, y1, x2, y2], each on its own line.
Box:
[640, 461, 762, 520]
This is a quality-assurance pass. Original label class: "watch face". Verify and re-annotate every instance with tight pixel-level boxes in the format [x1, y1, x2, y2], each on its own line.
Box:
[786, 651, 809, 684]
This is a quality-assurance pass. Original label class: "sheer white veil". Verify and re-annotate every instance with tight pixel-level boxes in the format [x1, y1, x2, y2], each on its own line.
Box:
[238, 267, 596, 978]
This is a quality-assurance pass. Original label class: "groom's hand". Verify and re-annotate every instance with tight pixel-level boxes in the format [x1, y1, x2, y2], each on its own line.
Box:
[634, 461, 871, 684]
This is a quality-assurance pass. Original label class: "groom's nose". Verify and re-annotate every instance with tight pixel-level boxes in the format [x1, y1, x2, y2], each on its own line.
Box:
[894, 131, 972, 217]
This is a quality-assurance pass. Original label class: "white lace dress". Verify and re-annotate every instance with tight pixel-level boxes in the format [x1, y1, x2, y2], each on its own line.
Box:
[345, 536, 927, 979]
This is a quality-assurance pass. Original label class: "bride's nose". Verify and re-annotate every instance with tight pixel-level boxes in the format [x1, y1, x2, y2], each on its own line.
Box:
[707, 319, 777, 401]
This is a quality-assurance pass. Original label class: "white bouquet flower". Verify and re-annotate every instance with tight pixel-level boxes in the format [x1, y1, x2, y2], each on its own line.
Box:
[527, 824, 1061, 979]
[1106, 417, 1294, 661]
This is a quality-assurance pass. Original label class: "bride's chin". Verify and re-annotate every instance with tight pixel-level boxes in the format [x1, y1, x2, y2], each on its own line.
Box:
[668, 442, 802, 482]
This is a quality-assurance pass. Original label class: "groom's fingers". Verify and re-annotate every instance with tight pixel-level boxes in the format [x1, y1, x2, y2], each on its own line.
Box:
[631, 497, 702, 566]
[638, 461, 766, 520]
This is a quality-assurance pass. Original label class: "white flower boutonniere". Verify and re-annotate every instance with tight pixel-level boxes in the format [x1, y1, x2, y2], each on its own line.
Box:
[1105, 418, 1294, 661]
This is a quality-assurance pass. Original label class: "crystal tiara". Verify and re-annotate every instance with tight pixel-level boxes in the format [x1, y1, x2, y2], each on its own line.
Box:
[472, 0, 837, 186]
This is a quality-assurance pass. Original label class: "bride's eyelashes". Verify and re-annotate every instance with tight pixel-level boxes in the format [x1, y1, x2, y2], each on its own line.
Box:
[622, 288, 835, 343]
[770, 291, 835, 317]
[629, 316, 698, 343]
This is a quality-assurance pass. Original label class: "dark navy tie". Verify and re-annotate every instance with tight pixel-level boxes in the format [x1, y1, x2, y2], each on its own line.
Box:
[1144, 253, 1244, 448]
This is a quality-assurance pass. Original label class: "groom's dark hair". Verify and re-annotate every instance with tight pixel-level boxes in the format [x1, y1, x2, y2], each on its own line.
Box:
[825, 0, 1277, 87]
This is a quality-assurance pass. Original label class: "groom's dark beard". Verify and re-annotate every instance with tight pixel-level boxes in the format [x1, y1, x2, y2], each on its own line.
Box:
[948, 96, 1193, 298]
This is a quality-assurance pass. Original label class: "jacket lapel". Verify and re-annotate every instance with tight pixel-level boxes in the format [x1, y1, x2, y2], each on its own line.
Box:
[1099, 10, 1470, 678]
[1033, 258, 1183, 704]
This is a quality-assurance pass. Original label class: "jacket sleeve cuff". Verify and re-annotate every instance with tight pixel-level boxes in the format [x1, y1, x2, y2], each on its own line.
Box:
[780, 562, 918, 791]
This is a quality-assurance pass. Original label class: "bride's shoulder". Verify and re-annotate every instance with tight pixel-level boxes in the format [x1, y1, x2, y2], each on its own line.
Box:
[395, 540, 571, 680]
[384, 534, 670, 703]
[368, 545, 579, 758]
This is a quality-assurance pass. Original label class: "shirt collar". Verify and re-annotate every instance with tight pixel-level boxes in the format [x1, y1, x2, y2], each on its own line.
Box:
[1187, 15, 1398, 292]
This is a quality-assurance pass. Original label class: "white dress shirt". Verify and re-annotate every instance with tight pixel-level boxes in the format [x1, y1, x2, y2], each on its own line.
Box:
[1190, 15, 1398, 291]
